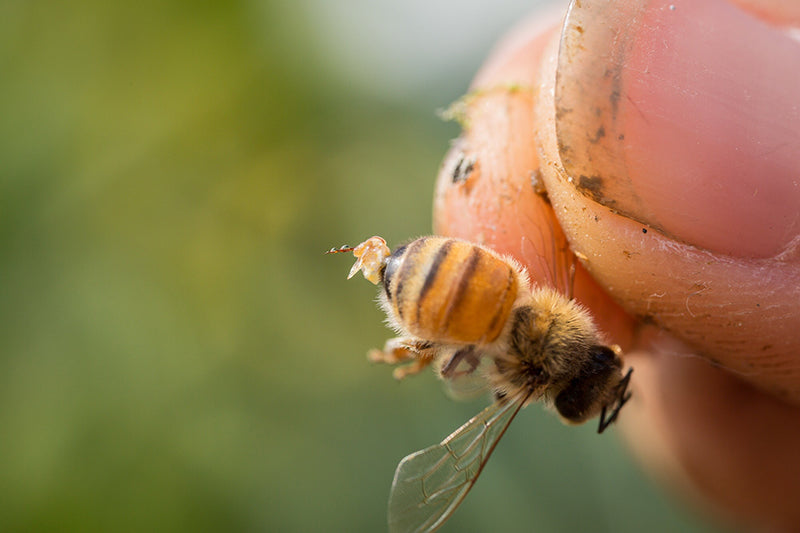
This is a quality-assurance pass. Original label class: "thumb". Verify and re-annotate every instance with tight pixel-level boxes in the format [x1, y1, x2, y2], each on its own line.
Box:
[537, 0, 800, 400]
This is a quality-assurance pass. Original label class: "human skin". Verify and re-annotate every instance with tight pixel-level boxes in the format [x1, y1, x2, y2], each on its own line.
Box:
[433, 0, 800, 530]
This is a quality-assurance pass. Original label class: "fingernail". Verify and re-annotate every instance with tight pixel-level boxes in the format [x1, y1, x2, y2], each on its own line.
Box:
[554, 0, 800, 258]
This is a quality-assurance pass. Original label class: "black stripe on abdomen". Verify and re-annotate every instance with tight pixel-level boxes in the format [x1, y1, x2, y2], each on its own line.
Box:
[416, 239, 453, 317]
[439, 247, 481, 333]
[382, 243, 407, 299]
[389, 238, 427, 320]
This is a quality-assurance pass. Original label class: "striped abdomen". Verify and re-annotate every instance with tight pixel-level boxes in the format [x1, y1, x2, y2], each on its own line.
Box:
[381, 237, 519, 345]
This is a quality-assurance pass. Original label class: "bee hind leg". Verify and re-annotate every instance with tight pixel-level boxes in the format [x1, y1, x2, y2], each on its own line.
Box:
[440, 345, 480, 378]
[368, 337, 438, 380]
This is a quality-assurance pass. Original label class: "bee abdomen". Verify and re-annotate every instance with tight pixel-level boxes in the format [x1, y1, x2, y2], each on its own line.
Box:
[382, 237, 518, 344]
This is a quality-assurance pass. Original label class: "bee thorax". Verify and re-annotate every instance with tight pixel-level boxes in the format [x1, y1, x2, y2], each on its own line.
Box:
[489, 291, 602, 401]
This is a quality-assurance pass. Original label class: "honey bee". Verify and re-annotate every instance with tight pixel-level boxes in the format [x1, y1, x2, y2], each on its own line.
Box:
[328, 235, 632, 533]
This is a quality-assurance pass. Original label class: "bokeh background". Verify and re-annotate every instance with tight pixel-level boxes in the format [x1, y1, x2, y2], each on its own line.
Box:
[0, 0, 719, 531]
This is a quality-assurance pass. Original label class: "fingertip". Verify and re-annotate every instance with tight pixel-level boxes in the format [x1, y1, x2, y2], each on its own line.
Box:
[553, 0, 800, 258]
[535, 0, 800, 401]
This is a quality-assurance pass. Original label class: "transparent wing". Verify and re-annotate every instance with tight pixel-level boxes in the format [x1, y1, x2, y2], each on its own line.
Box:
[439, 353, 492, 402]
[534, 199, 576, 300]
[517, 189, 577, 300]
[387, 393, 530, 533]
[441, 371, 489, 401]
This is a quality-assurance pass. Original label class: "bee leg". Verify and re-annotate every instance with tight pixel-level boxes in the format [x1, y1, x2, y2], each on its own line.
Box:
[368, 337, 437, 380]
[598, 367, 634, 433]
[391, 354, 436, 380]
[440, 346, 479, 378]
[367, 337, 422, 365]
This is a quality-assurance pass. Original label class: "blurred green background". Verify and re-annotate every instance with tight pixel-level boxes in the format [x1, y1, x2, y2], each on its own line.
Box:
[0, 1, 718, 531]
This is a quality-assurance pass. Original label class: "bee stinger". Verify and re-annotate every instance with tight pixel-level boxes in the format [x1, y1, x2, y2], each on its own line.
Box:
[330, 235, 632, 533]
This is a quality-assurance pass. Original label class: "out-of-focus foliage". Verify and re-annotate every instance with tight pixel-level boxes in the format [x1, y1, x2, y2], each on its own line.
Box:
[0, 1, 715, 532]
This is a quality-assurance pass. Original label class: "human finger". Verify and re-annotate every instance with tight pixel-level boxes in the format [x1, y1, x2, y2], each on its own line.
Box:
[536, 0, 800, 401]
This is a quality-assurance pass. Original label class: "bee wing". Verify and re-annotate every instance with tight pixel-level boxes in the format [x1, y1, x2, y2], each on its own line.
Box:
[387, 393, 529, 533]
[441, 372, 489, 401]
[439, 356, 493, 401]
[519, 192, 577, 300]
